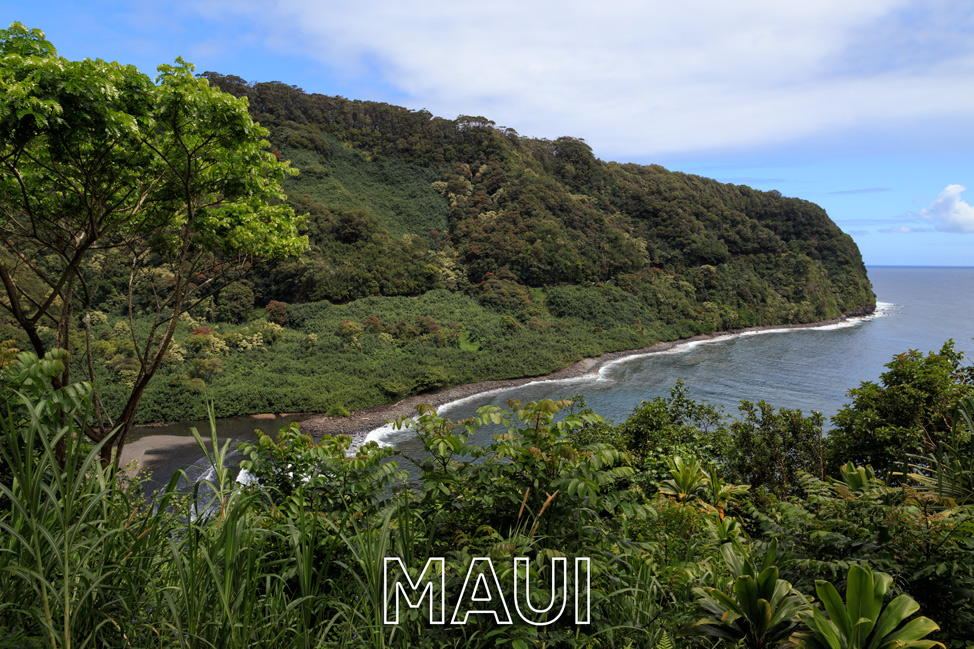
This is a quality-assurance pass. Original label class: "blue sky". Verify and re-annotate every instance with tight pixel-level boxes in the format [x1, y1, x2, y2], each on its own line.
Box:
[5, 0, 974, 266]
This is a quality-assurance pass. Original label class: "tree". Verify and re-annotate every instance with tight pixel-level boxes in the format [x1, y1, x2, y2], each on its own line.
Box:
[0, 23, 307, 466]
[728, 401, 827, 501]
[828, 341, 974, 477]
[214, 282, 255, 324]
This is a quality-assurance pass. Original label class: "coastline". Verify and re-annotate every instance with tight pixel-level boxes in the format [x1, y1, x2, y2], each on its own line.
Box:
[298, 312, 868, 449]
[120, 310, 871, 470]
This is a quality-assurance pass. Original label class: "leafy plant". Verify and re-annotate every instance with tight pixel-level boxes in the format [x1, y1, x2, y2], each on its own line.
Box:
[682, 540, 809, 649]
[658, 456, 709, 503]
[789, 563, 943, 649]
[906, 397, 974, 506]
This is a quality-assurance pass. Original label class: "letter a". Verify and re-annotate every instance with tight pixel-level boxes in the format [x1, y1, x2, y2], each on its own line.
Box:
[450, 557, 513, 625]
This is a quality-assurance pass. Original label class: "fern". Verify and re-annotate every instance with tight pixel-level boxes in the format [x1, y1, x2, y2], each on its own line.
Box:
[655, 630, 675, 649]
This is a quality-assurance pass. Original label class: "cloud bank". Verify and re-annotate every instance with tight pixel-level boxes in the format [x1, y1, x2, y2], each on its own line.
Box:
[917, 185, 974, 233]
[190, 0, 974, 160]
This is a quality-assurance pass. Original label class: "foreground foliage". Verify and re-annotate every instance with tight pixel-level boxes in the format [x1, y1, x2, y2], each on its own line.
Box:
[2, 342, 972, 647]
[790, 564, 942, 649]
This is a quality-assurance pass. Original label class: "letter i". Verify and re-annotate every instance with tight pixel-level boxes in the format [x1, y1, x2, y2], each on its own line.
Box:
[575, 558, 590, 624]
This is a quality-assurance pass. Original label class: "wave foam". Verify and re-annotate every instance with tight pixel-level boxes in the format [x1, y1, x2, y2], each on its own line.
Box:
[363, 421, 399, 448]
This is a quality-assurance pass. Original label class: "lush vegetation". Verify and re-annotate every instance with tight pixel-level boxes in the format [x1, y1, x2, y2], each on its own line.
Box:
[0, 23, 307, 463]
[200, 72, 873, 320]
[2, 340, 971, 648]
[10, 19, 973, 649]
[42, 286, 852, 425]
[2, 23, 874, 430]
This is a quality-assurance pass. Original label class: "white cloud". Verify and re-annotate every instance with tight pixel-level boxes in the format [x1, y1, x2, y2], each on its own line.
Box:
[190, 0, 974, 160]
[917, 184, 974, 233]
[879, 225, 927, 233]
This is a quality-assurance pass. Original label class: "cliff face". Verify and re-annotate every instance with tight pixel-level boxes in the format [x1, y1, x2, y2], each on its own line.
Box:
[203, 72, 875, 328]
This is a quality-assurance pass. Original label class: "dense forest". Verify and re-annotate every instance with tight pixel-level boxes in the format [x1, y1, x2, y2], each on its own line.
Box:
[202, 72, 872, 316]
[0, 60, 874, 426]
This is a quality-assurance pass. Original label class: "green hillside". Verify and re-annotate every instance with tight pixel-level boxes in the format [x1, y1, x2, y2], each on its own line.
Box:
[202, 73, 873, 322]
[1, 70, 875, 423]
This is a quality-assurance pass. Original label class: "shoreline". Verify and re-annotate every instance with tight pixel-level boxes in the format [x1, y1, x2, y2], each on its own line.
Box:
[298, 312, 867, 449]
[120, 310, 872, 470]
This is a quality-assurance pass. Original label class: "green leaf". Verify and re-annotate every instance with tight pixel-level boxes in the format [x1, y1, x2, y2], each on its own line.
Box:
[868, 594, 921, 649]
[846, 565, 877, 642]
[815, 580, 852, 641]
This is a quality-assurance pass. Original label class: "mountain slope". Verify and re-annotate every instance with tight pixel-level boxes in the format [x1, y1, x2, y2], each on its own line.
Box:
[199, 73, 872, 326]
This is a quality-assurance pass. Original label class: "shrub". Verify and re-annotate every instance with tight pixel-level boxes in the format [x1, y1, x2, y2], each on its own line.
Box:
[326, 404, 350, 417]
[215, 282, 256, 324]
[265, 300, 288, 325]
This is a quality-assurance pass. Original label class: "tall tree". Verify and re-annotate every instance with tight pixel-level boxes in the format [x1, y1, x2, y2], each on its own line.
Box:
[828, 341, 974, 477]
[0, 23, 307, 466]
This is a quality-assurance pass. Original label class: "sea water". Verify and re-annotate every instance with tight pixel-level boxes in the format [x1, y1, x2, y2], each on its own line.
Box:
[369, 267, 974, 453]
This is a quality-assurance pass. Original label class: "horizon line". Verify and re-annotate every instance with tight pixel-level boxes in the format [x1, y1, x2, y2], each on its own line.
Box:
[866, 264, 974, 269]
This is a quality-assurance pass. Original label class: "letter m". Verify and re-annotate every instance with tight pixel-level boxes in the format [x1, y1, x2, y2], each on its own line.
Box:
[383, 557, 446, 625]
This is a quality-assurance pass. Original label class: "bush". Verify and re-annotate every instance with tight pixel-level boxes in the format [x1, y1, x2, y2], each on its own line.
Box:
[828, 340, 974, 477]
[265, 300, 288, 325]
[215, 282, 255, 323]
[326, 403, 350, 417]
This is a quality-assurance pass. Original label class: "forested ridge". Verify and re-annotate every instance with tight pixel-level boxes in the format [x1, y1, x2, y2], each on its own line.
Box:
[1, 45, 874, 425]
[201, 72, 872, 318]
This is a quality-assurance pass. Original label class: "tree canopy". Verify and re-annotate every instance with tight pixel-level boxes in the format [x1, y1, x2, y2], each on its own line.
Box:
[0, 22, 307, 465]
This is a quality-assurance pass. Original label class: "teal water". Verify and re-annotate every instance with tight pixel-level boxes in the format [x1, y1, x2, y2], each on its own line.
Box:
[371, 267, 974, 452]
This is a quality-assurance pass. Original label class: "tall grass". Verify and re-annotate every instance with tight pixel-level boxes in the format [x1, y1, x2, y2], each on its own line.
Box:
[0, 394, 337, 648]
[1, 386, 674, 648]
[0, 386, 181, 647]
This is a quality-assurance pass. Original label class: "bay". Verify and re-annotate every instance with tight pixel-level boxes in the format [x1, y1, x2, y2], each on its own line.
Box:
[132, 267, 974, 488]
[373, 267, 974, 453]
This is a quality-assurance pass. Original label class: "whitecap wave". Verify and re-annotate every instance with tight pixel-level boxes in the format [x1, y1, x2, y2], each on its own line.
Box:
[363, 421, 399, 448]
[198, 465, 216, 484]
[236, 467, 256, 485]
[364, 377, 592, 447]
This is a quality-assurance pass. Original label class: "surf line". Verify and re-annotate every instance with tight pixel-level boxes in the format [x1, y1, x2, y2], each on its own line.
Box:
[363, 304, 893, 449]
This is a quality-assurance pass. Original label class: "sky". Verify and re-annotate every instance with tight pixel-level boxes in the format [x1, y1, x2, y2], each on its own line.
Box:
[4, 0, 974, 266]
